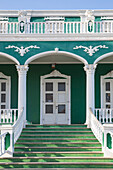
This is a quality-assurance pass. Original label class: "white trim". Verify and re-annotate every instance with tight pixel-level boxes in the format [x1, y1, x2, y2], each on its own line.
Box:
[0, 52, 20, 65]
[1, 34, 113, 41]
[40, 70, 71, 125]
[1, 10, 113, 17]
[101, 71, 113, 108]
[25, 51, 88, 65]
[94, 52, 113, 64]
[0, 72, 11, 109]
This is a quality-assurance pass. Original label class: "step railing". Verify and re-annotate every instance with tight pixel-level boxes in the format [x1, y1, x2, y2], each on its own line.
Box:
[90, 108, 113, 157]
[0, 21, 113, 34]
[0, 109, 18, 124]
[95, 108, 113, 124]
[89, 108, 103, 144]
[0, 108, 24, 157]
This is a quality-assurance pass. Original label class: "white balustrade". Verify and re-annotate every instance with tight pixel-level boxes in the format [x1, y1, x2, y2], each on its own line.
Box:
[0, 108, 24, 157]
[13, 108, 24, 143]
[0, 21, 112, 34]
[0, 132, 7, 156]
[89, 108, 103, 144]
[0, 109, 18, 124]
[95, 108, 113, 124]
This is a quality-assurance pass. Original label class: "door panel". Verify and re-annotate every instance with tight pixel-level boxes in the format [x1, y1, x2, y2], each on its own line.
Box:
[42, 79, 70, 124]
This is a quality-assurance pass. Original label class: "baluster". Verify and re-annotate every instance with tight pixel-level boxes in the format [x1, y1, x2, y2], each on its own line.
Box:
[106, 109, 108, 123]
[62, 22, 64, 34]
[51, 22, 53, 34]
[95, 109, 97, 118]
[96, 22, 98, 33]
[6, 110, 8, 123]
[14, 110, 16, 123]
[73, 23, 75, 34]
[41, 23, 43, 34]
[66, 23, 68, 34]
[31, 23, 33, 33]
[9, 23, 11, 34]
[10, 110, 12, 123]
[37, 23, 39, 34]
[59, 22, 61, 33]
[33, 23, 36, 34]
[110, 109, 112, 123]
[99, 109, 101, 122]
[69, 23, 71, 33]
[2, 23, 4, 34]
[76, 23, 78, 33]
[103, 109, 105, 123]
[99, 22, 102, 33]
[3, 110, 5, 123]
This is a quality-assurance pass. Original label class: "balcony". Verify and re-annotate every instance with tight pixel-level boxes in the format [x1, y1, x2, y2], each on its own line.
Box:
[0, 21, 113, 34]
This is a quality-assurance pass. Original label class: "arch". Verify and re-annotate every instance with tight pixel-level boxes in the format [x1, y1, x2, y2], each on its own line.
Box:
[25, 51, 88, 65]
[94, 52, 113, 64]
[0, 52, 20, 65]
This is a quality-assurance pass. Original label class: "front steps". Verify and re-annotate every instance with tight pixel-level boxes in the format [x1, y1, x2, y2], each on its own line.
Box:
[0, 124, 113, 168]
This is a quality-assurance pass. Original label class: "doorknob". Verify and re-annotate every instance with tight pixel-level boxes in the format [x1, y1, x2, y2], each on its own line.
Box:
[56, 106, 58, 108]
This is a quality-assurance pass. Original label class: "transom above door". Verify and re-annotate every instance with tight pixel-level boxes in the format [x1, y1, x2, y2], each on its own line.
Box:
[40, 70, 71, 125]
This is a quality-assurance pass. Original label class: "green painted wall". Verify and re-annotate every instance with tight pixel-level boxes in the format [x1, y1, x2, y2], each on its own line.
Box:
[0, 65, 18, 108]
[30, 17, 45, 22]
[27, 64, 86, 124]
[65, 17, 80, 22]
[95, 64, 113, 108]
[8, 17, 18, 22]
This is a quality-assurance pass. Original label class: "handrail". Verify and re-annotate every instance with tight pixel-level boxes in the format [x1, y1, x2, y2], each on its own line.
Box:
[89, 108, 103, 144]
[0, 107, 24, 157]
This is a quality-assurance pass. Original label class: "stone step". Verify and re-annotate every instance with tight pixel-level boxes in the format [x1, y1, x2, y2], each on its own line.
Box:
[16, 142, 100, 145]
[20, 134, 94, 137]
[21, 130, 92, 133]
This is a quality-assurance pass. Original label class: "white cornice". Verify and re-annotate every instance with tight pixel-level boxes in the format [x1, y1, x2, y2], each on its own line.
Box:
[0, 33, 113, 41]
[1, 10, 113, 17]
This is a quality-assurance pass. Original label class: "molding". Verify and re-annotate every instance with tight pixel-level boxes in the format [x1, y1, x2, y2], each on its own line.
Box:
[94, 52, 113, 64]
[0, 52, 20, 65]
[73, 45, 108, 56]
[25, 50, 88, 65]
[5, 45, 40, 57]
[1, 10, 113, 17]
[42, 69, 69, 79]
[0, 34, 113, 41]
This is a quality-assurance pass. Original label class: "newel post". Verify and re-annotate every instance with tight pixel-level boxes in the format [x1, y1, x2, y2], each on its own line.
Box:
[16, 65, 29, 124]
[84, 64, 97, 128]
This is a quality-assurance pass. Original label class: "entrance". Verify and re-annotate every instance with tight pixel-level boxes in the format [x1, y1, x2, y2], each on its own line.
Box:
[40, 70, 70, 125]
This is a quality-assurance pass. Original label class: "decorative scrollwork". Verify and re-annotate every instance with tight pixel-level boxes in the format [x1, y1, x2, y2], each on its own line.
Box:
[5, 45, 40, 56]
[73, 45, 108, 56]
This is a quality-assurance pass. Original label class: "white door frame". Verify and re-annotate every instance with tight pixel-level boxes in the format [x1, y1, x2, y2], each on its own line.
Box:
[101, 70, 113, 108]
[40, 69, 71, 125]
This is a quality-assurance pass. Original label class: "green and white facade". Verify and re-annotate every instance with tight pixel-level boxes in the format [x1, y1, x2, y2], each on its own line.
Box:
[1, 9, 113, 157]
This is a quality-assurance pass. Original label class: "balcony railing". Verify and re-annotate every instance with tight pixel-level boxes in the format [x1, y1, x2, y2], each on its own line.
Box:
[0, 21, 113, 34]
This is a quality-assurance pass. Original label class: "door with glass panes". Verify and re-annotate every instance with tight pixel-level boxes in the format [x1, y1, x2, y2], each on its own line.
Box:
[0, 80, 9, 109]
[41, 79, 70, 124]
[103, 80, 113, 108]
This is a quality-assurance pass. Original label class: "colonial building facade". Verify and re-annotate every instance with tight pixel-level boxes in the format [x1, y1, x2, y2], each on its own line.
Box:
[0, 10, 113, 159]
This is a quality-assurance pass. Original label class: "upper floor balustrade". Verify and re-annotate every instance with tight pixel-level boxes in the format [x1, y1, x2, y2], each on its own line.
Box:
[1, 21, 113, 34]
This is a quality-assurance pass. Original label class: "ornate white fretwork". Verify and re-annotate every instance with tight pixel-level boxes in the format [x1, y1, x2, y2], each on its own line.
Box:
[5, 45, 40, 56]
[73, 45, 108, 56]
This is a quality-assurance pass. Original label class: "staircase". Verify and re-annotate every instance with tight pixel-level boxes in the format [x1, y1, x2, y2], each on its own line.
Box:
[0, 124, 113, 168]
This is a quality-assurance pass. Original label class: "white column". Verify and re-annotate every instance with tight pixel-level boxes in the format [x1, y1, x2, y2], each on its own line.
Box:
[16, 65, 29, 123]
[84, 64, 97, 127]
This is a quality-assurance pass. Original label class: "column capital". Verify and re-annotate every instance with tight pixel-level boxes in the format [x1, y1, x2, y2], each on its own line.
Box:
[16, 65, 29, 73]
[84, 64, 97, 73]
